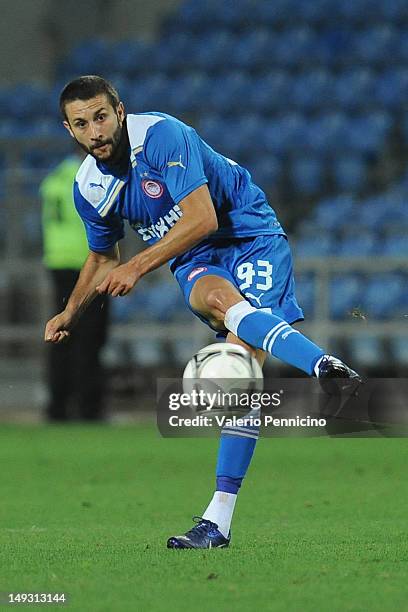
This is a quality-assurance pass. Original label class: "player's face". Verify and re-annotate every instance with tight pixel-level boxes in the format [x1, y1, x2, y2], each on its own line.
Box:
[63, 94, 125, 162]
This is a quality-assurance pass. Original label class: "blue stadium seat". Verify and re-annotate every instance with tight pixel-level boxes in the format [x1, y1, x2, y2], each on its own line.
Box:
[329, 275, 363, 319]
[313, 195, 355, 231]
[128, 75, 172, 111]
[166, 74, 210, 114]
[256, 0, 297, 26]
[390, 337, 408, 366]
[8, 84, 51, 120]
[129, 338, 163, 367]
[248, 156, 281, 190]
[210, 115, 262, 158]
[293, 234, 335, 258]
[22, 150, 65, 172]
[355, 197, 391, 229]
[248, 72, 292, 113]
[305, 113, 349, 153]
[61, 39, 110, 75]
[260, 114, 308, 154]
[294, 273, 315, 318]
[151, 34, 194, 72]
[190, 32, 235, 72]
[361, 274, 405, 319]
[0, 87, 11, 116]
[296, 0, 334, 23]
[177, 0, 213, 28]
[212, 0, 254, 28]
[109, 41, 152, 77]
[111, 280, 184, 324]
[22, 209, 42, 247]
[352, 26, 398, 64]
[206, 72, 249, 113]
[348, 336, 384, 368]
[336, 232, 377, 256]
[228, 30, 276, 71]
[376, 0, 407, 21]
[401, 112, 408, 145]
[336, 0, 373, 22]
[0, 119, 24, 138]
[381, 234, 408, 256]
[0, 202, 6, 246]
[30, 119, 66, 138]
[146, 282, 186, 322]
[373, 69, 408, 110]
[333, 69, 375, 110]
[396, 29, 408, 63]
[291, 70, 334, 111]
[273, 28, 317, 67]
[110, 291, 145, 323]
[291, 157, 325, 195]
[197, 115, 225, 150]
[345, 113, 391, 154]
[318, 27, 355, 65]
[381, 202, 408, 232]
[332, 156, 367, 192]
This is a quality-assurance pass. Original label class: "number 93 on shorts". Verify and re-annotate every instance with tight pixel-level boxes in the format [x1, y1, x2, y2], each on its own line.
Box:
[172, 234, 304, 332]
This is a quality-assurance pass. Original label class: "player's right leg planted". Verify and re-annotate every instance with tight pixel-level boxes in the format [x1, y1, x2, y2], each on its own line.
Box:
[167, 335, 262, 550]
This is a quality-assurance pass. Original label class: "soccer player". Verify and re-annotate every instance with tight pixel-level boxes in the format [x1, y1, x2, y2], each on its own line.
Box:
[45, 76, 360, 549]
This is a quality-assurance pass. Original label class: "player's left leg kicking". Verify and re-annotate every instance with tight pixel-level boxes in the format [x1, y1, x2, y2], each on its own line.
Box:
[168, 239, 361, 549]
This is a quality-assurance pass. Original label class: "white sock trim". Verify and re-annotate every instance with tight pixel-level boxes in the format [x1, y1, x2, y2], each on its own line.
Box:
[262, 321, 287, 351]
[267, 323, 292, 353]
[224, 301, 256, 336]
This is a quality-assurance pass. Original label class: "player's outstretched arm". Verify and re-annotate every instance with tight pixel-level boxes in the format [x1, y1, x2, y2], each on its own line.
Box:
[96, 185, 218, 297]
[44, 245, 120, 343]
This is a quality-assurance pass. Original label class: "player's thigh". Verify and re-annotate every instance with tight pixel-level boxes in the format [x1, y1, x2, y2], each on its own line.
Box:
[189, 274, 244, 320]
[190, 275, 267, 366]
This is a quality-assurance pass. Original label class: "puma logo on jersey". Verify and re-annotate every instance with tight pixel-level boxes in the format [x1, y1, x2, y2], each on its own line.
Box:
[245, 292, 265, 307]
[167, 155, 186, 169]
[89, 181, 106, 190]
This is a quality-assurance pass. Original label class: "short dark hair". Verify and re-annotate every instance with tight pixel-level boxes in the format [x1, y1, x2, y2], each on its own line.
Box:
[59, 75, 120, 120]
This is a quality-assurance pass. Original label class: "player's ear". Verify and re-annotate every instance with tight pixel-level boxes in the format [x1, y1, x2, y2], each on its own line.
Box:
[63, 120, 75, 138]
[117, 102, 125, 125]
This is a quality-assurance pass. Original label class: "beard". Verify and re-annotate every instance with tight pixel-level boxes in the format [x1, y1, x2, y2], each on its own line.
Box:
[76, 120, 124, 164]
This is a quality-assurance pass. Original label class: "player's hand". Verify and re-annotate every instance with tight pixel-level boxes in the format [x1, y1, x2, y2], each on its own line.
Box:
[44, 310, 74, 343]
[96, 261, 141, 297]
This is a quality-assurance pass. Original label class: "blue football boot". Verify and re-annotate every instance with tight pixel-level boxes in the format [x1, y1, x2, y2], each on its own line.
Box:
[167, 517, 231, 549]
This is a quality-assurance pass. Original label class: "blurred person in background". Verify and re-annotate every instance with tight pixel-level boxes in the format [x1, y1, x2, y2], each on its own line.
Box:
[41, 153, 110, 421]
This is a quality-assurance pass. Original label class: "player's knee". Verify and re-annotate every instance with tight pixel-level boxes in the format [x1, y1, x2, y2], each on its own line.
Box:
[205, 288, 243, 321]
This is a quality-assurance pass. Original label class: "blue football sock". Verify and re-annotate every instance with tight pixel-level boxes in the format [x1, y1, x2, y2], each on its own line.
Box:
[225, 301, 324, 375]
[215, 422, 259, 494]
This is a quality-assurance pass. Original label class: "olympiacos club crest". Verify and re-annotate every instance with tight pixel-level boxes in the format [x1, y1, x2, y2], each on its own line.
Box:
[142, 179, 164, 199]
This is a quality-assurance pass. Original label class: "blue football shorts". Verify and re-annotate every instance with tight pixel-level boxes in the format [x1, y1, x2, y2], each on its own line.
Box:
[171, 234, 304, 337]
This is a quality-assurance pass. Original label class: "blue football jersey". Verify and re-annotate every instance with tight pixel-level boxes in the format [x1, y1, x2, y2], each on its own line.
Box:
[74, 112, 285, 254]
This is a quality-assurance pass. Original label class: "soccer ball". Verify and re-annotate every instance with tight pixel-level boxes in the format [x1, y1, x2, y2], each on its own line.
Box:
[183, 343, 263, 416]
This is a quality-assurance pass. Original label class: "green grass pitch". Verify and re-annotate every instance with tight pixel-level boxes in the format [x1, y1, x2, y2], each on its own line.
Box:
[1, 423, 407, 611]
